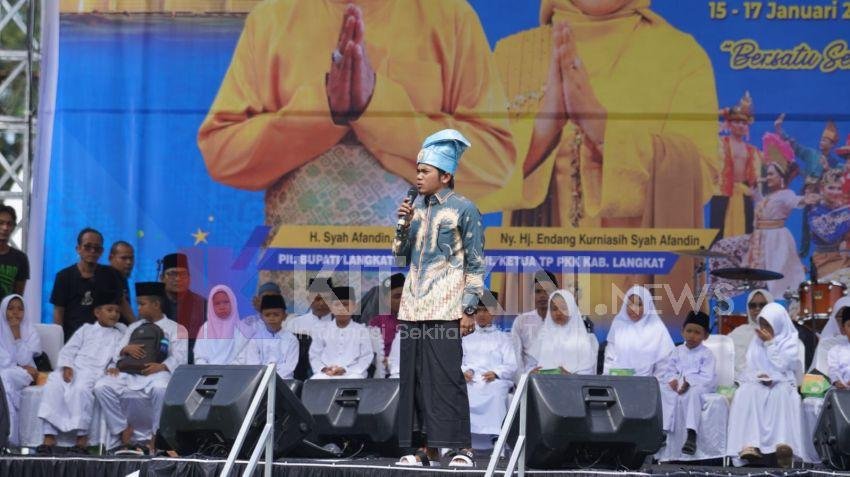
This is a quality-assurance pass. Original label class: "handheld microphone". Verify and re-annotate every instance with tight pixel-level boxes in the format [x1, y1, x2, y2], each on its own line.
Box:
[396, 187, 419, 235]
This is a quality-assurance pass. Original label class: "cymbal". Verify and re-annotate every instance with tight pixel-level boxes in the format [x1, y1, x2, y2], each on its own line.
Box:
[711, 267, 784, 281]
[674, 249, 734, 259]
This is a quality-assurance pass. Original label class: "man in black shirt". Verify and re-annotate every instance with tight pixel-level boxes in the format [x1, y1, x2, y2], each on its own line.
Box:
[50, 228, 134, 341]
[0, 204, 29, 300]
[109, 241, 135, 305]
[159, 253, 206, 364]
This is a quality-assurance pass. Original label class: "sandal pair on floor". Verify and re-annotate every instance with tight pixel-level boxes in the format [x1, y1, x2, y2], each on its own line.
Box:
[396, 448, 474, 467]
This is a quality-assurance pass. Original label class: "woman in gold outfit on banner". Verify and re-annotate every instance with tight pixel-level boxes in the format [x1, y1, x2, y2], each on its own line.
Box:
[494, 0, 721, 319]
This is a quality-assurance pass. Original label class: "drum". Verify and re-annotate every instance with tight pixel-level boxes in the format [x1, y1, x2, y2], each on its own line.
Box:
[799, 281, 847, 318]
[718, 314, 749, 335]
[799, 280, 848, 333]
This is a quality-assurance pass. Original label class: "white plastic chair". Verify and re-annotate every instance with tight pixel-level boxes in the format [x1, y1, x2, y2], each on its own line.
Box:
[35, 323, 63, 370]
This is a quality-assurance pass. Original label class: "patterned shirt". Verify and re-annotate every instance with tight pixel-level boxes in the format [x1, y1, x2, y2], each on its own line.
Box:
[392, 188, 484, 322]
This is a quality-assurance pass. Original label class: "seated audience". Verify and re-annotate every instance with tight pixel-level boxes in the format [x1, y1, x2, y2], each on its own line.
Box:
[0, 294, 41, 446]
[309, 287, 372, 380]
[244, 294, 299, 380]
[729, 289, 773, 380]
[527, 290, 598, 375]
[604, 285, 675, 377]
[193, 285, 252, 365]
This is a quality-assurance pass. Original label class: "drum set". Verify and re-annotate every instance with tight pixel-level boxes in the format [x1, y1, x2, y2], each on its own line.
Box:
[675, 248, 848, 336]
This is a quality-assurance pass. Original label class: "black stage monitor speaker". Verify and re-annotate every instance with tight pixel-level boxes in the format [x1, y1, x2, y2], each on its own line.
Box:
[300, 378, 400, 455]
[159, 365, 313, 458]
[814, 389, 850, 469]
[509, 374, 663, 470]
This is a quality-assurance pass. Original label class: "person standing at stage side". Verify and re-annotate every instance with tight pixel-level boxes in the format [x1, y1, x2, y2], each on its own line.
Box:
[51, 228, 132, 341]
[511, 271, 559, 372]
[393, 129, 483, 468]
[108, 241, 135, 307]
[159, 253, 206, 364]
[0, 204, 29, 300]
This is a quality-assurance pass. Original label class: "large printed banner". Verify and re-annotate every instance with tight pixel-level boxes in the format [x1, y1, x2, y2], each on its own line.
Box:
[41, 0, 850, 337]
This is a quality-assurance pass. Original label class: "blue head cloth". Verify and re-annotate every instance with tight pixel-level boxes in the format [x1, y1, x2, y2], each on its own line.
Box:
[416, 129, 471, 175]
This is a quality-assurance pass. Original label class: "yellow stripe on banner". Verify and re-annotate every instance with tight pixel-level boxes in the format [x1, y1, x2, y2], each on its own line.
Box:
[269, 225, 395, 249]
[485, 227, 719, 251]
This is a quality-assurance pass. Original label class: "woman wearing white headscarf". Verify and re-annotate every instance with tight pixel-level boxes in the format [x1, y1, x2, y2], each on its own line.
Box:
[604, 286, 674, 377]
[726, 303, 804, 467]
[728, 289, 773, 380]
[193, 285, 252, 365]
[0, 294, 42, 445]
[527, 290, 598, 375]
[810, 296, 850, 374]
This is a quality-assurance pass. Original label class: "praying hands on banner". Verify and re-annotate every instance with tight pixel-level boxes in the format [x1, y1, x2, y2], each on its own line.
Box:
[326, 4, 376, 124]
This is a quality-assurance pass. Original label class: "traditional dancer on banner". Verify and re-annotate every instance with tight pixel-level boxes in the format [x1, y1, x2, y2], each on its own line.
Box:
[710, 92, 762, 240]
[711, 134, 818, 298]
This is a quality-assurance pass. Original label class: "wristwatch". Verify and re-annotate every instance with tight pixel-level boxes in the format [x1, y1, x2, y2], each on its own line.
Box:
[463, 305, 476, 316]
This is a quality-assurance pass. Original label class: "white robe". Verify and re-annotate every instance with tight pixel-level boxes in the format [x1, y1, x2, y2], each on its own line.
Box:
[510, 310, 543, 372]
[388, 330, 401, 379]
[193, 323, 254, 365]
[526, 290, 598, 375]
[462, 325, 518, 435]
[727, 303, 805, 460]
[827, 340, 850, 384]
[603, 286, 674, 378]
[93, 316, 189, 440]
[659, 344, 716, 433]
[194, 284, 251, 365]
[308, 320, 373, 379]
[244, 326, 300, 380]
[0, 294, 42, 445]
[728, 290, 774, 381]
[37, 322, 125, 434]
[285, 311, 333, 337]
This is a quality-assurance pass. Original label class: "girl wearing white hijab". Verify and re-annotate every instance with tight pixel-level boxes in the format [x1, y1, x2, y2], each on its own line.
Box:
[808, 296, 850, 375]
[527, 290, 598, 375]
[604, 286, 674, 377]
[726, 303, 804, 467]
[728, 289, 773, 380]
[0, 294, 42, 445]
[193, 285, 251, 365]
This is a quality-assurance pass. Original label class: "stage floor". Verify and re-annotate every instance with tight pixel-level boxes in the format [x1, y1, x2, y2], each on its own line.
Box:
[0, 455, 843, 477]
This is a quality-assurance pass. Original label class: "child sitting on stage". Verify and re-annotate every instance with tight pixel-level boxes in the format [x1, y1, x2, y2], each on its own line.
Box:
[527, 290, 598, 375]
[309, 287, 372, 379]
[462, 291, 517, 443]
[726, 303, 804, 468]
[244, 294, 299, 380]
[660, 311, 716, 455]
[0, 294, 42, 446]
[37, 289, 126, 454]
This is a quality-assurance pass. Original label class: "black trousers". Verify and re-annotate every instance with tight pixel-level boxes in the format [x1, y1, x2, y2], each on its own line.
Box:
[397, 320, 471, 449]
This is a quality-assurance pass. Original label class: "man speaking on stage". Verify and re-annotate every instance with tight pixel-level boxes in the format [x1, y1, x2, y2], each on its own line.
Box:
[392, 129, 484, 468]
